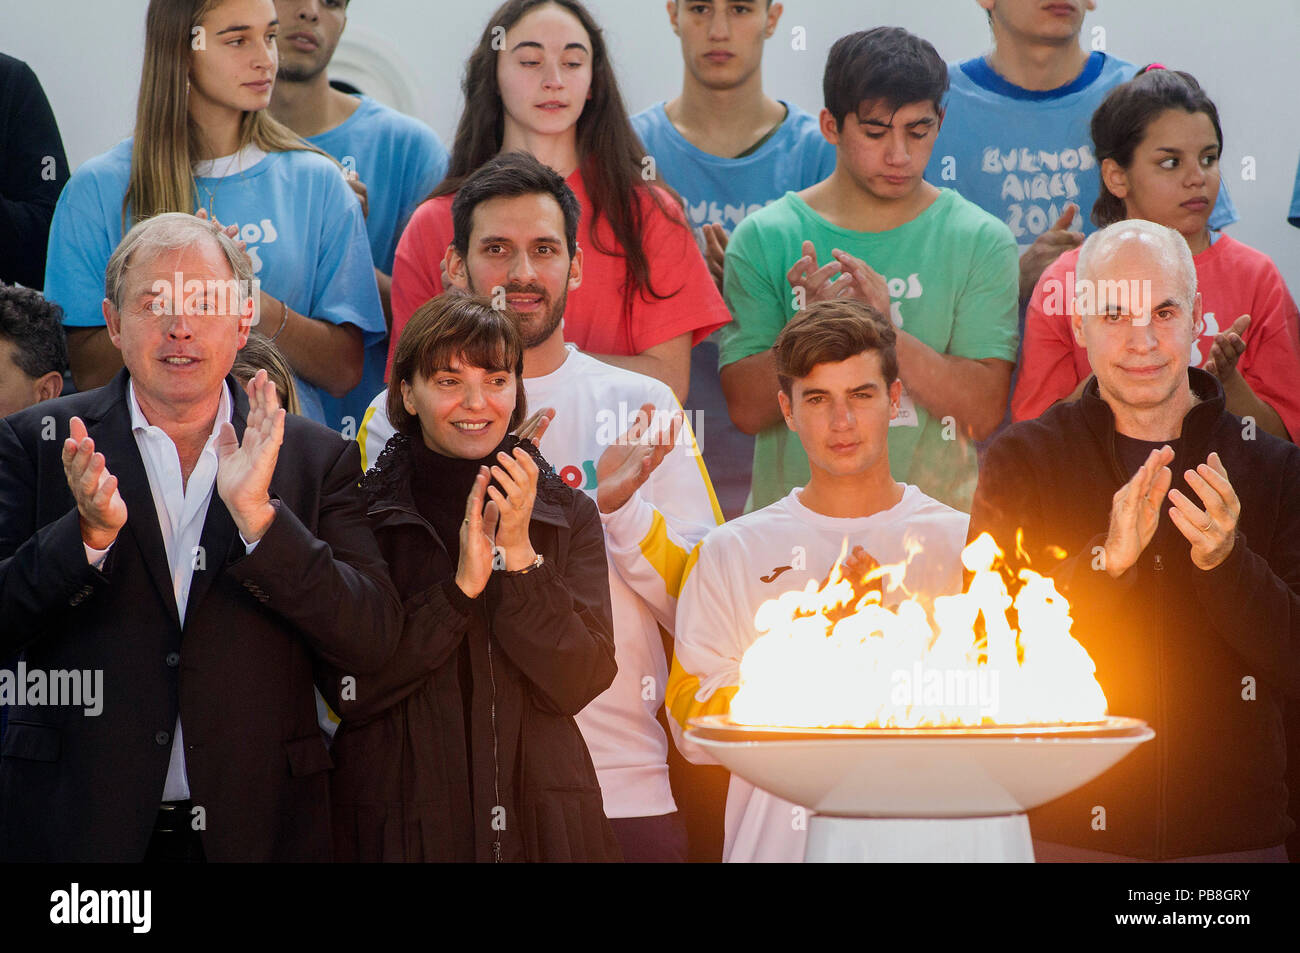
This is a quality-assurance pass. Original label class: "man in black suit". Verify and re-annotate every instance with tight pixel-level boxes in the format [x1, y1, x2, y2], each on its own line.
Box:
[0, 212, 401, 861]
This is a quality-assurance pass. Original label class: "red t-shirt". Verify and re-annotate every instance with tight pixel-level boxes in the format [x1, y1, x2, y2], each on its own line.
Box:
[386, 169, 730, 376]
[1013, 234, 1300, 438]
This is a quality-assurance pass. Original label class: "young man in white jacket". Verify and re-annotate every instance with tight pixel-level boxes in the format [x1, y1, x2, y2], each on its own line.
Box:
[359, 153, 720, 861]
[667, 299, 969, 862]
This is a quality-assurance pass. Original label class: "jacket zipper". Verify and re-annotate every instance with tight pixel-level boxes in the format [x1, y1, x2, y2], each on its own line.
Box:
[486, 635, 503, 863]
[369, 498, 505, 863]
[1152, 551, 1166, 858]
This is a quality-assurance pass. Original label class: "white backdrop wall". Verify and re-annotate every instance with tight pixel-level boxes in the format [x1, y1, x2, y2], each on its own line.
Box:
[5, 0, 1299, 292]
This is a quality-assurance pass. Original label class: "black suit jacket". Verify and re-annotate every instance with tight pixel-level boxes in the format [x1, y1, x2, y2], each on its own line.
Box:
[0, 370, 401, 861]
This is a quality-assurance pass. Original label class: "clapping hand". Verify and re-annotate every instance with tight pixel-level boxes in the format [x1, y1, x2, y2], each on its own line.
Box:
[62, 416, 128, 550]
[513, 407, 556, 448]
[487, 446, 540, 570]
[1167, 452, 1239, 571]
[1018, 204, 1084, 299]
[1203, 314, 1249, 381]
[194, 208, 247, 253]
[344, 170, 370, 219]
[216, 369, 285, 543]
[455, 467, 501, 598]
[703, 223, 729, 292]
[1102, 445, 1174, 577]
[596, 403, 683, 514]
[787, 240, 891, 317]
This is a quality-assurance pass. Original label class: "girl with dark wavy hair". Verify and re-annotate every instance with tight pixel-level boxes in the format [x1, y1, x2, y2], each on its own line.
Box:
[387, 0, 729, 403]
[1014, 67, 1300, 441]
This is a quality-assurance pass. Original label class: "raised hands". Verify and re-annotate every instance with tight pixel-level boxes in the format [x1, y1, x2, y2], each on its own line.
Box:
[1102, 445, 1174, 578]
[487, 446, 540, 570]
[787, 240, 891, 317]
[216, 369, 285, 543]
[1167, 452, 1239, 571]
[344, 170, 370, 219]
[455, 467, 501, 598]
[513, 406, 556, 448]
[1018, 204, 1084, 299]
[596, 402, 684, 514]
[194, 207, 246, 252]
[1202, 314, 1249, 381]
[702, 223, 729, 292]
[62, 416, 127, 550]
[842, 545, 883, 599]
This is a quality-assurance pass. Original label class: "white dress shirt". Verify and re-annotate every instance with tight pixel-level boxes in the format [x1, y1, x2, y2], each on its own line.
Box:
[84, 381, 257, 802]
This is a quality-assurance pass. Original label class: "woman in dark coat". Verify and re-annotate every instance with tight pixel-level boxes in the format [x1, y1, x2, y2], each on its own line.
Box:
[321, 293, 621, 862]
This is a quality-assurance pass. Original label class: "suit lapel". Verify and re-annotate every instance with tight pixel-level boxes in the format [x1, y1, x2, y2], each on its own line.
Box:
[183, 377, 246, 630]
[85, 372, 180, 632]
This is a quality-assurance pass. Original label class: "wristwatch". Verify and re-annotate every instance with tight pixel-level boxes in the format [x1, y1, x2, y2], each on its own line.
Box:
[501, 553, 545, 575]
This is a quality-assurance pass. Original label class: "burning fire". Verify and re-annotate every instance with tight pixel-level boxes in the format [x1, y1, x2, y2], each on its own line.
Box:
[727, 533, 1108, 728]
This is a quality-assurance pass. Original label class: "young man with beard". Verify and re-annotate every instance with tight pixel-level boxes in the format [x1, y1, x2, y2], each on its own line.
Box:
[268, 0, 449, 434]
[720, 27, 1020, 515]
[925, 0, 1235, 300]
[359, 152, 722, 861]
[668, 300, 970, 862]
[969, 219, 1300, 861]
[631, 0, 834, 522]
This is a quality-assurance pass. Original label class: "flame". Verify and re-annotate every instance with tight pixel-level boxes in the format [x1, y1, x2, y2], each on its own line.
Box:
[728, 533, 1108, 728]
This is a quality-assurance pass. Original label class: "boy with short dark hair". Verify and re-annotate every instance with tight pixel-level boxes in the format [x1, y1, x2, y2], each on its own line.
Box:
[720, 26, 1020, 514]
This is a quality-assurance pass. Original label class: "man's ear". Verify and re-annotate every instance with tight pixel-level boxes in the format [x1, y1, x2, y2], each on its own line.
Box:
[35, 370, 63, 403]
[236, 295, 254, 348]
[666, 0, 679, 34]
[445, 247, 470, 290]
[818, 108, 840, 146]
[1071, 308, 1088, 348]
[1191, 291, 1204, 338]
[568, 243, 584, 292]
[889, 378, 902, 420]
[102, 298, 124, 348]
[777, 388, 795, 431]
[766, 2, 784, 36]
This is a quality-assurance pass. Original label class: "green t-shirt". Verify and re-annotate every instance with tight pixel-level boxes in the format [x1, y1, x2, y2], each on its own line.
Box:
[720, 188, 1019, 513]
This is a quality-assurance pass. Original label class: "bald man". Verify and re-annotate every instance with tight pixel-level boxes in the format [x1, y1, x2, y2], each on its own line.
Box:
[969, 219, 1300, 862]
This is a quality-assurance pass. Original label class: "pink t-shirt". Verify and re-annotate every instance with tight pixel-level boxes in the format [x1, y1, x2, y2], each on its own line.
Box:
[1013, 234, 1300, 438]
[386, 169, 730, 376]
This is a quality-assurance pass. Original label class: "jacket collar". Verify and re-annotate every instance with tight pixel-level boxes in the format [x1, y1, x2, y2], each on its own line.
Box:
[1079, 366, 1226, 466]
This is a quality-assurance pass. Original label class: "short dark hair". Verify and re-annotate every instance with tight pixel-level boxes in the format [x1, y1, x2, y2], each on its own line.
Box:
[451, 151, 581, 259]
[823, 27, 948, 128]
[0, 285, 69, 379]
[387, 293, 528, 438]
[774, 300, 898, 396]
[1091, 67, 1224, 228]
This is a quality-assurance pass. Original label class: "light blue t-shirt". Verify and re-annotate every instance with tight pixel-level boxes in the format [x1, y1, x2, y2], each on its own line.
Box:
[306, 95, 449, 439]
[926, 52, 1236, 245]
[44, 138, 385, 426]
[631, 100, 836, 238]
